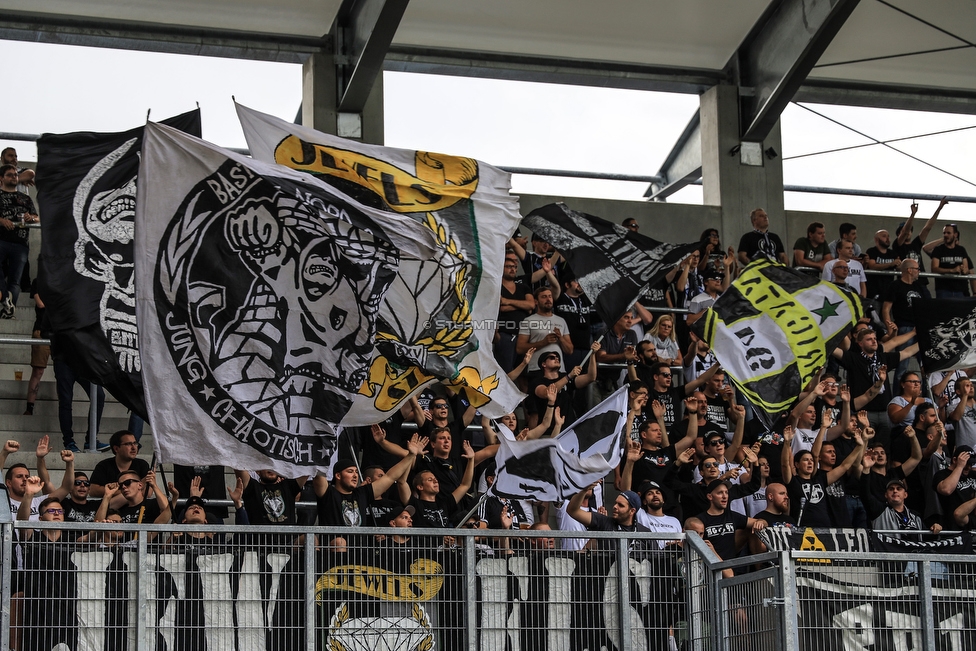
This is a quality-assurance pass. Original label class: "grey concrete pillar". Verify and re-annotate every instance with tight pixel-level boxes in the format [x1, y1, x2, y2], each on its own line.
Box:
[700, 84, 786, 250]
[301, 52, 385, 145]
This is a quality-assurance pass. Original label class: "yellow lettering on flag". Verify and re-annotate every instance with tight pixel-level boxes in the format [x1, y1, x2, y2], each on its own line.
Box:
[274, 136, 478, 213]
[315, 560, 445, 602]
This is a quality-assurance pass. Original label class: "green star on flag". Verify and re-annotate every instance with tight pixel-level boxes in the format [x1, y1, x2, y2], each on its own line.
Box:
[812, 297, 841, 324]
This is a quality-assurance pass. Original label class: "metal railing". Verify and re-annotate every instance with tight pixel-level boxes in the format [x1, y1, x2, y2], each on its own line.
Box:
[1, 519, 689, 651]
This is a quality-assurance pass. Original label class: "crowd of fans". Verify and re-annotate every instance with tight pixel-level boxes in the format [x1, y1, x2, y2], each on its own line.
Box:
[3, 152, 975, 571]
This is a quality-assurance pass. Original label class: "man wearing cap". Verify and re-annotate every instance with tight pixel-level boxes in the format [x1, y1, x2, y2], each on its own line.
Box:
[567, 484, 650, 550]
[862, 477, 940, 535]
[529, 341, 599, 431]
[314, 430, 428, 527]
[635, 481, 682, 548]
[685, 268, 725, 326]
[384, 504, 416, 548]
[696, 479, 766, 565]
[516, 287, 572, 374]
[934, 445, 976, 530]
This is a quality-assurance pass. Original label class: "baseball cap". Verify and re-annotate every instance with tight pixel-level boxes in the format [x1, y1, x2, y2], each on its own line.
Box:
[954, 445, 974, 459]
[639, 481, 663, 497]
[885, 479, 907, 491]
[703, 268, 724, 281]
[706, 479, 731, 494]
[620, 490, 641, 510]
[386, 504, 416, 526]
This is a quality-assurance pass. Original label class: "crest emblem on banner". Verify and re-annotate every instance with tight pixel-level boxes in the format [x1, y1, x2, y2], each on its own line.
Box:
[154, 159, 398, 460]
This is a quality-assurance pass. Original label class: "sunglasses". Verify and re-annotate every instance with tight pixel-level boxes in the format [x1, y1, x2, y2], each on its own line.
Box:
[43, 508, 64, 516]
[707, 440, 725, 446]
[658, 373, 672, 378]
[702, 462, 720, 469]
[119, 479, 140, 488]
[74, 480, 90, 487]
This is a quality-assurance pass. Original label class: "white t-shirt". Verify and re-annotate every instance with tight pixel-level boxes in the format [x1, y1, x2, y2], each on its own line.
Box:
[636, 510, 682, 548]
[518, 314, 570, 372]
[822, 259, 865, 294]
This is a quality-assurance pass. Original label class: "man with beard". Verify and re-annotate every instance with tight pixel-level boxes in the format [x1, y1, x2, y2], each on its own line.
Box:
[647, 361, 719, 430]
[61, 471, 99, 539]
[793, 221, 833, 272]
[552, 272, 593, 370]
[516, 287, 573, 374]
[567, 486, 649, 551]
[529, 343, 600, 431]
[627, 340, 659, 386]
[748, 482, 797, 554]
[930, 223, 971, 298]
[667, 444, 761, 517]
[314, 430, 428, 527]
[635, 481, 683, 546]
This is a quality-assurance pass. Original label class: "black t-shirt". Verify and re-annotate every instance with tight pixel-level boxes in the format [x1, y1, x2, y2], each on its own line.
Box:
[61, 497, 99, 539]
[704, 395, 731, 433]
[243, 478, 301, 525]
[930, 243, 970, 293]
[498, 279, 533, 336]
[881, 279, 930, 327]
[787, 470, 849, 527]
[553, 293, 593, 351]
[0, 190, 34, 247]
[738, 230, 786, 263]
[90, 458, 152, 488]
[360, 410, 407, 470]
[755, 510, 796, 528]
[415, 454, 465, 497]
[931, 468, 976, 529]
[840, 347, 901, 412]
[410, 493, 458, 528]
[587, 511, 650, 550]
[812, 397, 843, 430]
[865, 246, 897, 299]
[316, 484, 376, 527]
[698, 509, 748, 561]
[479, 495, 528, 530]
[529, 373, 578, 427]
[629, 444, 679, 490]
[118, 498, 162, 524]
[172, 464, 228, 520]
[417, 392, 471, 464]
[649, 385, 686, 429]
[892, 236, 929, 286]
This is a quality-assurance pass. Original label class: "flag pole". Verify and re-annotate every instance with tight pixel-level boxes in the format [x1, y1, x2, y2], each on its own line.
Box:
[455, 489, 492, 529]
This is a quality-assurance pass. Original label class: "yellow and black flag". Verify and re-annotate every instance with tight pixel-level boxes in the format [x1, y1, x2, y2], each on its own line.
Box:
[699, 259, 864, 427]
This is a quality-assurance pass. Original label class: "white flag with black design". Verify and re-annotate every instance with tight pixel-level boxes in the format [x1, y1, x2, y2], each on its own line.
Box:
[522, 203, 699, 325]
[493, 387, 628, 501]
[237, 103, 524, 424]
[135, 122, 436, 476]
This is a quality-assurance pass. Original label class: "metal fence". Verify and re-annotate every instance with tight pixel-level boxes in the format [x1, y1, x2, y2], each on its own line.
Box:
[1, 521, 690, 651]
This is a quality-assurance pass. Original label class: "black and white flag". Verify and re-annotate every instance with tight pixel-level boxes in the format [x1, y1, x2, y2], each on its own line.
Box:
[521, 203, 698, 325]
[493, 387, 628, 501]
[35, 109, 202, 418]
[135, 122, 435, 476]
[914, 297, 976, 372]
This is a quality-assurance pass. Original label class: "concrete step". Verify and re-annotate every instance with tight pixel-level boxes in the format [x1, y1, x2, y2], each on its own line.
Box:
[0, 398, 135, 420]
[0, 313, 35, 335]
[2, 449, 158, 475]
[0, 345, 34, 365]
[0, 378, 125, 401]
[0, 363, 51, 384]
[0, 413, 131, 434]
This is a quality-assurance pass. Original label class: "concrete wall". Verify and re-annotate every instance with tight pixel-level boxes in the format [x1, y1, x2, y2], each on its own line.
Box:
[518, 194, 970, 253]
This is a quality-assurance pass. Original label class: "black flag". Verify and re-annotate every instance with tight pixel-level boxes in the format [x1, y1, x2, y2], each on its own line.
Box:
[35, 110, 202, 418]
[522, 203, 699, 325]
[914, 297, 976, 372]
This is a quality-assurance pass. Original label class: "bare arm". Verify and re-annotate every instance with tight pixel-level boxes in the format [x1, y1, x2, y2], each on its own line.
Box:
[724, 404, 746, 462]
[451, 442, 477, 503]
[900, 426, 923, 477]
[781, 426, 795, 483]
[567, 484, 595, 527]
[47, 450, 75, 501]
[371, 434, 428, 498]
[825, 432, 865, 485]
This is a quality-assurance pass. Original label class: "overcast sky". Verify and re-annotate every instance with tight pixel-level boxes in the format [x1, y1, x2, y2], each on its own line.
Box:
[3, 39, 975, 221]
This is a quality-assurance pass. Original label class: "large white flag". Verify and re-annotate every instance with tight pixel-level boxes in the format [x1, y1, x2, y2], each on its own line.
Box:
[237, 103, 524, 422]
[135, 122, 436, 476]
[493, 387, 629, 501]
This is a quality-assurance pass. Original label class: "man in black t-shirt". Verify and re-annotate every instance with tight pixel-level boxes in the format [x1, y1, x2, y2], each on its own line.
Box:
[567, 486, 649, 551]
[737, 208, 788, 265]
[89, 430, 150, 497]
[96, 468, 170, 526]
[234, 469, 304, 526]
[0, 164, 39, 318]
[933, 445, 976, 530]
[647, 361, 718, 429]
[930, 223, 970, 298]
[552, 273, 593, 369]
[748, 482, 796, 554]
[496, 253, 535, 372]
[893, 199, 946, 287]
[696, 480, 766, 563]
[314, 429, 427, 527]
[865, 229, 900, 300]
[60, 471, 99, 537]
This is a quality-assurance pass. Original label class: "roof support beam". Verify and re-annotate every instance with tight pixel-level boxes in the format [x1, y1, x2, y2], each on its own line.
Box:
[732, 0, 861, 141]
[333, 0, 409, 112]
[384, 46, 725, 95]
[0, 9, 325, 63]
[644, 111, 702, 201]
